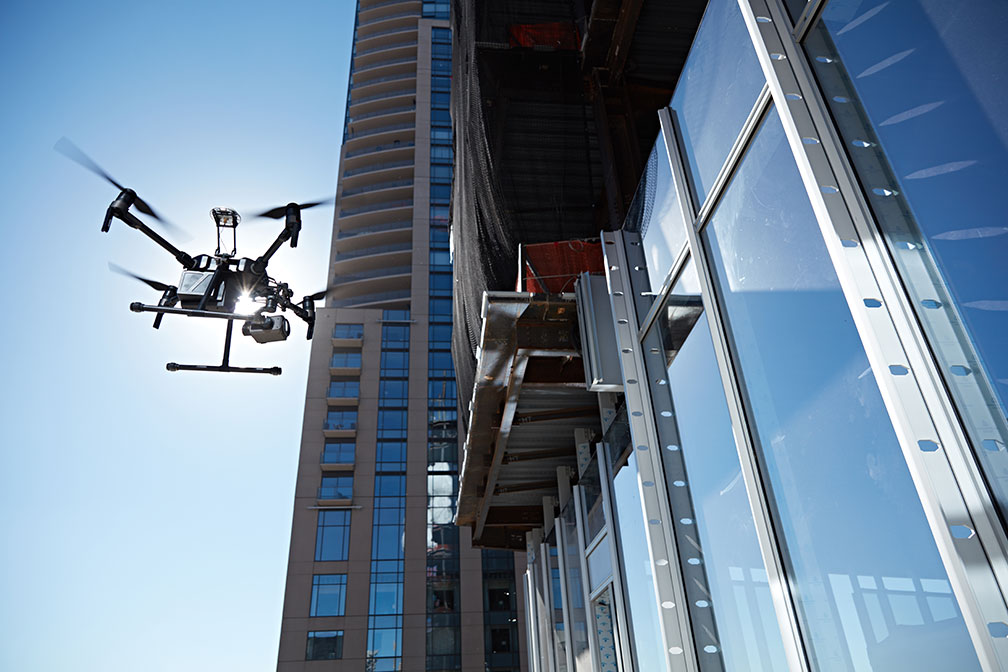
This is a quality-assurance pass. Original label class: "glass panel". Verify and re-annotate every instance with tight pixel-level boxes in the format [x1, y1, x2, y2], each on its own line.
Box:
[311, 574, 347, 617]
[626, 137, 688, 294]
[586, 538, 613, 592]
[591, 585, 620, 672]
[562, 504, 592, 672]
[549, 546, 568, 672]
[644, 258, 786, 670]
[306, 630, 343, 660]
[670, 0, 765, 205]
[580, 455, 606, 543]
[700, 106, 979, 671]
[805, 0, 1008, 524]
[611, 452, 668, 672]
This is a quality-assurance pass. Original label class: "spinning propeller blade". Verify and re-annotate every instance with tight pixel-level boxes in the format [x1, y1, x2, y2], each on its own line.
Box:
[55, 137, 188, 238]
[108, 262, 172, 292]
[252, 196, 335, 220]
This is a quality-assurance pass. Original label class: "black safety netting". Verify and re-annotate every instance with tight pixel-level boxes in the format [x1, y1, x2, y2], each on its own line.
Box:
[450, 0, 609, 436]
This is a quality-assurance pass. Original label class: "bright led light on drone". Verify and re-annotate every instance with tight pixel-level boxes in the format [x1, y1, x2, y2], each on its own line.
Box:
[235, 293, 259, 315]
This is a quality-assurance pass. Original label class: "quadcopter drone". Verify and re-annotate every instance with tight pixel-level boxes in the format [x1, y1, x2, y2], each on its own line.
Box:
[57, 137, 332, 375]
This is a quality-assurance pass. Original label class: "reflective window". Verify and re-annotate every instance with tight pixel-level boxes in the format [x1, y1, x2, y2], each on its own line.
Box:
[670, 0, 765, 204]
[332, 323, 363, 339]
[327, 377, 359, 398]
[562, 504, 591, 672]
[330, 350, 362, 368]
[579, 456, 605, 543]
[611, 452, 667, 672]
[627, 136, 688, 294]
[701, 107, 979, 671]
[310, 574, 347, 617]
[806, 0, 1008, 523]
[325, 408, 358, 431]
[315, 510, 351, 562]
[319, 474, 353, 500]
[306, 630, 343, 660]
[322, 441, 355, 465]
[645, 259, 785, 670]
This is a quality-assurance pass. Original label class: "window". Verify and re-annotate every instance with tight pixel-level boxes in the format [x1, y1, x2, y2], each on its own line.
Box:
[378, 410, 408, 439]
[314, 510, 350, 561]
[379, 379, 409, 405]
[322, 441, 355, 465]
[324, 408, 357, 431]
[428, 351, 454, 378]
[382, 309, 410, 321]
[306, 630, 343, 660]
[332, 323, 363, 339]
[310, 575, 347, 617]
[327, 377, 359, 398]
[330, 350, 361, 368]
[319, 474, 353, 500]
[381, 324, 410, 349]
[380, 351, 409, 377]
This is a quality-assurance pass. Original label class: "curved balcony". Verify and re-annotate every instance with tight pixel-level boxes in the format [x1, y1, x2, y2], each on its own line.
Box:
[346, 106, 415, 138]
[347, 88, 416, 117]
[337, 219, 412, 240]
[357, 13, 417, 38]
[358, 8, 418, 29]
[341, 178, 413, 199]
[329, 289, 412, 309]
[353, 56, 417, 79]
[337, 200, 413, 228]
[355, 39, 417, 64]
[332, 265, 411, 287]
[342, 158, 413, 180]
[333, 242, 412, 263]
[359, 0, 420, 20]
[350, 72, 415, 97]
[345, 122, 414, 145]
[345, 140, 414, 161]
[356, 24, 416, 48]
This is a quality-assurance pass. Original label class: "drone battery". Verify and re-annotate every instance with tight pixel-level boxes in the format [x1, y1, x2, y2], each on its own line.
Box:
[177, 270, 226, 305]
[243, 315, 290, 344]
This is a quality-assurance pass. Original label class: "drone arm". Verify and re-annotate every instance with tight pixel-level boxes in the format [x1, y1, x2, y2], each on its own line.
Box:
[112, 204, 195, 269]
[253, 228, 291, 272]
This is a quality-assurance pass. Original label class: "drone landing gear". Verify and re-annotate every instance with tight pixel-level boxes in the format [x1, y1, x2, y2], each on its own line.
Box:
[164, 319, 282, 376]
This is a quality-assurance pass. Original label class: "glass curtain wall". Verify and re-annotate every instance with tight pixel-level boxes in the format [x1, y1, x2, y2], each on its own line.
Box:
[803, 0, 1008, 528]
[367, 313, 410, 672]
[426, 20, 462, 672]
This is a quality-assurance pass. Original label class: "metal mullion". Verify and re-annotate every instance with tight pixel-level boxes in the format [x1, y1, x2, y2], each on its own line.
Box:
[692, 86, 772, 230]
[599, 443, 636, 672]
[658, 105, 812, 672]
[525, 569, 542, 672]
[540, 541, 559, 672]
[790, 0, 1008, 602]
[739, 0, 1008, 667]
[603, 231, 699, 672]
[791, 0, 827, 42]
[555, 516, 577, 672]
[637, 241, 690, 341]
[573, 485, 603, 672]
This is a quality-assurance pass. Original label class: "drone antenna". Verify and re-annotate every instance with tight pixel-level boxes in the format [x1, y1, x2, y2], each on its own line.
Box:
[212, 208, 240, 256]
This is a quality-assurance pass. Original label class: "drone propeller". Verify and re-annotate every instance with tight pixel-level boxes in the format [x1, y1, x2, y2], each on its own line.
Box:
[107, 262, 172, 292]
[55, 137, 187, 238]
[251, 197, 335, 220]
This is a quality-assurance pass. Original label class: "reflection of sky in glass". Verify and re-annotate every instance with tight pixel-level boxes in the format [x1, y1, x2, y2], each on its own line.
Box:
[702, 108, 979, 671]
[654, 260, 786, 671]
[633, 138, 688, 293]
[612, 453, 667, 672]
[670, 0, 764, 204]
[808, 0, 1008, 520]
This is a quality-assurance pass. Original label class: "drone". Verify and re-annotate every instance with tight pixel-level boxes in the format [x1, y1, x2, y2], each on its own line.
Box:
[57, 137, 332, 376]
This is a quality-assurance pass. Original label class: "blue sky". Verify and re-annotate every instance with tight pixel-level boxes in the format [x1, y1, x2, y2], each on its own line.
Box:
[0, 1, 354, 669]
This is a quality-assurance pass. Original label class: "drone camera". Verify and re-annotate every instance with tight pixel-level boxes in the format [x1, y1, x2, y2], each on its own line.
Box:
[243, 315, 290, 344]
[177, 270, 226, 305]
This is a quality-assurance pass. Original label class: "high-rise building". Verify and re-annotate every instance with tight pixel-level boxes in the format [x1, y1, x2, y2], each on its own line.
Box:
[276, 2, 524, 671]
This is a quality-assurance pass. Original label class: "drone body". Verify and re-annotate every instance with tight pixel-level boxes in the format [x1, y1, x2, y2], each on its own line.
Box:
[57, 137, 332, 375]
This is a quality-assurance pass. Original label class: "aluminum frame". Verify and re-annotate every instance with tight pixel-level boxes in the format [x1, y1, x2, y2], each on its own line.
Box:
[735, 0, 1008, 667]
[555, 515, 577, 672]
[603, 230, 701, 672]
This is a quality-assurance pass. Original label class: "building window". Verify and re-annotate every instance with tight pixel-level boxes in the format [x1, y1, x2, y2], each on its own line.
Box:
[310, 575, 347, 617]
[332, 323, 363, 339]
[322, 441, 355, 465]
[490, 628, 512, 653]
[330, 350, 362, 368]
[319, 474, 353, 500]
[327, 377, 360, 398]
[324, 408, 358, 431]
[306, 630, 343, 660]
[314, 510, 351, 562]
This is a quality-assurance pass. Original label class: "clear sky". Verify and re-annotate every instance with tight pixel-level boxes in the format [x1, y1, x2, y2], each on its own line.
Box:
[0, 1, 354, 670]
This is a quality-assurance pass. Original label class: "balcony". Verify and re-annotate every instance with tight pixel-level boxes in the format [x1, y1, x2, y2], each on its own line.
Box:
[348, 87, 416, 112]
[356, 24, 416, 48]
[343, 158, 413, 179]
[345, 140, 415, 160]
[355, 38, 417, 62]
[333, 242, 412, 263]
[353, 56, 417, 79]
[346, 123, 415, 144]
[347, 104, 415, 126]
[337, 220, 412, 240]
[329, 289, 412, 309]
[350, 72, 416, 97]
[342, 178, 412, 199]
[329, 353, 362, 377]
[316, 486, 353, 503]
[358, 8, 418, 29]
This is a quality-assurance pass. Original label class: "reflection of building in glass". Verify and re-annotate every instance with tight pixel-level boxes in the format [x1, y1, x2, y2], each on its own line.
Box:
[451, 0, 1008, 671]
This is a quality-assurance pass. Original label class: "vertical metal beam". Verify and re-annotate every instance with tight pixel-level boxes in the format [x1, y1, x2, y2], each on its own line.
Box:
[555, 516, 577, 672]
[657, 105, 812, 672]
[602, 231, 699, 672]
[599, 443, 636, 672]
[737, 0, 1008, 667]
